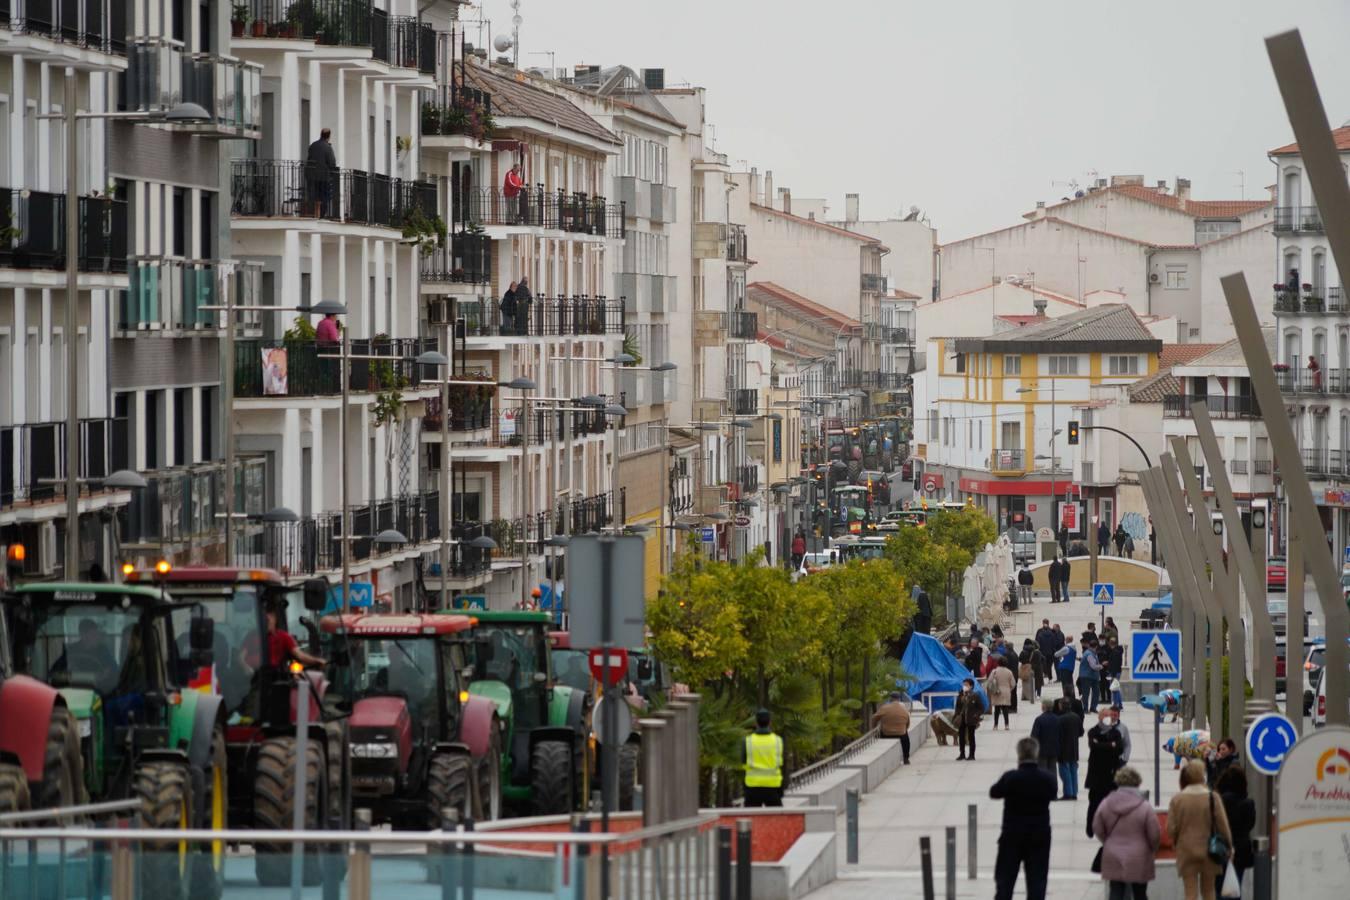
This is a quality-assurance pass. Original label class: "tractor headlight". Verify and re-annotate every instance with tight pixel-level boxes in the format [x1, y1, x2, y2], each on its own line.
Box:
[351, 743, 398, 759]
[78, 719, 92, 739]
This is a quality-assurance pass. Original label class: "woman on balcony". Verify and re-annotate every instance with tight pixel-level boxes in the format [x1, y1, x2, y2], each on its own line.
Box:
[1308, 354, 1322, 392]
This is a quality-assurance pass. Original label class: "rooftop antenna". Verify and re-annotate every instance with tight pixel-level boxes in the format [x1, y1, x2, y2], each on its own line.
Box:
[1234, 170, 1245, 199]
[527, 50, 556, 78]
[511, 0, 522, 69]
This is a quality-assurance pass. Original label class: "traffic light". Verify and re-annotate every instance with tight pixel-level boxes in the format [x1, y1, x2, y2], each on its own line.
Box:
[1067, 421, 1080, 445]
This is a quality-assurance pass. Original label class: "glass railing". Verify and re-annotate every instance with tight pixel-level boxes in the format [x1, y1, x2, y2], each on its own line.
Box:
[119, 257, 226, 331]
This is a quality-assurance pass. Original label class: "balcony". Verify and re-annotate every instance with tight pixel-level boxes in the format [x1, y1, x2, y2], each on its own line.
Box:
[122, 39, 262, 137]
[861, 273, 886, 293]
[1303, 447, 1330, 478]
[737, 465, 759, 495]
[839, 370, 906, 391]
[236, 0, 373, 47]
[1162, 394, 1260, 419]
[421, 390, 494, 433]
[1254, 458, 1273, 475]
[554, 490, 616, 535]
[1230, 458, 1248, 476]
[449, 186, 625, 237]
[234, 491, 438, 577]
[3, 0, 128, 58]
[425, 519, 494, 581]
[990, 448, 1026, 474]
[0, 189, 128, 275]
[724, 309, 758, 340]
[726, 223, 748, 262]
[229, 160, 434, 229]
[420, 231, 491, 285]
[1273, 206, 1323, 233]
[732, 388, 759, 416]
[370, 12, 433, 72]
[233, 337, 434, 399]
[882, 326, 911, 345]
[118, 257, 221, 331]
[1273, 365, 1350, 395]
[0, 418, 117, 511]
[450, 296, 625, 339]
[421, 84, 494, 143]
[1273, 286, 1346, 314]
[120, 456, 267, 551]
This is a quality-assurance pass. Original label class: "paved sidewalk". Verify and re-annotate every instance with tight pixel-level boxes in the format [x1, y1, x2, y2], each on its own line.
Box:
[808, 591, 1188, 899]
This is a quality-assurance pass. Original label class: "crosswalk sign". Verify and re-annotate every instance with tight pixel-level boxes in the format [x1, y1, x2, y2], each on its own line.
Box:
[1092, 582, 1115, 605]
[1130, 629, 1181, 682]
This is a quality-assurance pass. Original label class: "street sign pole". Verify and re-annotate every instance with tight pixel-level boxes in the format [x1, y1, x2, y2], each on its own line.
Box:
[1140, 468, 1200, 728]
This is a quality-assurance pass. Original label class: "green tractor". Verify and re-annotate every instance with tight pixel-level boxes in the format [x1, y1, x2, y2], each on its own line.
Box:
[459, 610, 588, 815]
[3, 582, 229, 900]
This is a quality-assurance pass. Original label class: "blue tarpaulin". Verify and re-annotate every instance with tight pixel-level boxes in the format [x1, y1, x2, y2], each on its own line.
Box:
[898, 632, 990, 712]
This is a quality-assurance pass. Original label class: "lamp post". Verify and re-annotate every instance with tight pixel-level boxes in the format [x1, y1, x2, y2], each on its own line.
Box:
[48, 70, 211, 576]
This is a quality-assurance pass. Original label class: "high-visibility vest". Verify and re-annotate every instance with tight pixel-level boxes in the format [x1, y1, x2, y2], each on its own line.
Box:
[744, 732, 784, 787]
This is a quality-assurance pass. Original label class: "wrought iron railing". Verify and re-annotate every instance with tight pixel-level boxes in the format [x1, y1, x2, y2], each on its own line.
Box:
[990, 448, 1025, 471]
[229, 159, 433, 228]
[447, 185, 625, 236]
[0, 419, 116, 508]
[1273, 205, 1323, 232]
[1163, 394, 1260, 419]
[7, 0, 127, 53]
[726, 223, 748, 262]
[724, 309, 758, 340]
[420, 84, 493, 141]
[233, 337, 435, 398]
[239, 0, 373, 46]
[451, 296, 625, 338]
[0, 189, 128, 273]
[419, 231, 491, 284]
[732, 388, 758, 416]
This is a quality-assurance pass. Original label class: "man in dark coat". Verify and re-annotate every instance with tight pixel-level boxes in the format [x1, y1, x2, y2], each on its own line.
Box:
[1035, 619, 1057, 681]
[989, 737, 1057, 900]
[1097, 520, 1110, 556]
[513, 276, 533, 335]
[1057, 524, 1069, 556]
[305, 128, 337, 217]
[1029, 698, 1060, 795]
[1056, 697, 1083, 800]
[1047, 557, 1061, 603]
[1058, 556, 1072, 601]
[913, 589, 933, 637]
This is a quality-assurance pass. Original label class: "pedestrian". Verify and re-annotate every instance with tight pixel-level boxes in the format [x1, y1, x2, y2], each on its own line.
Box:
[1205, 738, 1238, 787]
[1018, 640, 1040, 702]
[944, 635, 963, 662]
[1167, 760, 1232, 900]
[1114, 523, 1128, 557]
[1035, 619, 1057, 683]
[1102, 616, 1119, 644]
[965, 640, 984, 678]
[1004, 654, 1020, 714]
[790, 530, 807, 571]
[514, 276, 533, 335]
[913, 589, 933, 637]
[1056, 697, 1083, 800]
[741, 709, 785, 807]
[1082, 622, 1098, 645]
[1124, 533, 1135, 558]
[871, 690, 912, 765]
[954, 677, 983, 761]
[1060, 555, 1072, 601]
[986, 658, 1016, 729]
[1116, 714, 1133, 765]
[1086, 708, 1126, 836]
[499, 280, 518, 334]
[1098, 519, 1111, 556]
[1055, 636, 1077, 700]
[1103, 636, 1125, 709]
[990, 737, 1057, 900]
[1048, 557, 1062, 603]
[1214, 765, 1254, 893]
[1018, 561, 1034, 605]
[1079, 639, 1103, 712]
[305, 127, 337, 217]
[1058, 523, 1069, 556]
[1092, 766, 1161, 900]
[1030, 699, 1061, 795]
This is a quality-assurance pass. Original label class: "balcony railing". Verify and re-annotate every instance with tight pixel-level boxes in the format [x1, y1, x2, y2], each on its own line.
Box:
[990, 448, 1025, 472]
[449, 186, 625, 237]
[6, 0, 128, 54]
[1274, 286, 1347, 314]
[451, 296, 625, 338]
[1230, 458, 1248, 476]
[1272, 366, 1350, 395]
[122, 39, 262, 135]
[1163, 394, 1260, 419]
[0, 189, 128, 273]
[238, 0, 373, 47]
[425, 518, 494, 580]
[233, 337, 435, 398]
[421, 390, 494, 433]
[421, 84, 493, 142]
[118, 257, 221, 331]
[554, 491, 616, 535]
[370, 12, 428, 70]
[738, 465, 759, 494]
[230, 159, 433, 228]
[732, 388, 758, 416]
[1273, 206, 1323, 232]
[0, 419, 116, 509]
[839, 370, 907, 391]
[726, 223, 748, 262]
[235, 492, 437, 576]
[882, 326, 911, 345]
[1254, 458, 1273, 475]
[861, 273, 886, 293]
[121, 456, 268, 549]
[419, 231, 491, 284]
[724, 309, 758, 340]
[1303, 447, 1330, 477]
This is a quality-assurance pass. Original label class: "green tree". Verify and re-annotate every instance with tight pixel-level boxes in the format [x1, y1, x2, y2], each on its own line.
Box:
[647, 551, 749, 690]
[927, 506, 997, 559]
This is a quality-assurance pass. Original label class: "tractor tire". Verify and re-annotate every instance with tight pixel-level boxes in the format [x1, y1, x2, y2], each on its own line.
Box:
[846, 460, 863, 484]
[529, 740, 572, 816]
[474, 718, 502, 822]
[252, 737, 323, 887]
[36, 707, 82, 810]
[426, 753, 473, 829]
[617, 742, 640, 812]
[133, 761, 192, 900]
[0, 763, 30, 814]
[190, 728, 227, 900]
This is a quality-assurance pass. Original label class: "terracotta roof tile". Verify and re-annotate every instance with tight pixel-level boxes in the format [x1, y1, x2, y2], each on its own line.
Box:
[463, 64, 620, 145]
[954, 304, 1161, 354]
[1037, 184, 1271, 221]
[1127, 343, 1222, 402]
[1269, 125, 1350, 156]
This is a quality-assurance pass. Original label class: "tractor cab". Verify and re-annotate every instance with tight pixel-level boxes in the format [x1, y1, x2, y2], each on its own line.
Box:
[321, 613, 500, 826]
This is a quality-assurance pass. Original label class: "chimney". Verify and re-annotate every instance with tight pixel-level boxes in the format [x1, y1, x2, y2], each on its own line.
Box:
[764, 170, 774, 209]
[1030, 200, 1046, 220]
[778, 187, 791, 215]
[1033, 297, 1048, 317]
[1175, 177, 1191, 201]
[845, 193, 860, 223]
[750, 167, 760, 206]
[1155, 180, 1167, 191]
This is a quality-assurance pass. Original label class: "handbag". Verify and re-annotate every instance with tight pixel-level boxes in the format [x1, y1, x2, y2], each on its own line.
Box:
[1219, 860, 1241, 898]
[1207, 790, 1232, 866]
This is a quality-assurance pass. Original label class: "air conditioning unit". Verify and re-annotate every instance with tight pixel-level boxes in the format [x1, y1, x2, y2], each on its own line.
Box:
[427, 298, 448, 324]
[1149, 273, 1160, 283]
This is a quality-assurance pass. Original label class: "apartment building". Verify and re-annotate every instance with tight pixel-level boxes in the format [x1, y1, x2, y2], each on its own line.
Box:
[917, 305, 1160, 533]
[1269, 124, 1350, 555]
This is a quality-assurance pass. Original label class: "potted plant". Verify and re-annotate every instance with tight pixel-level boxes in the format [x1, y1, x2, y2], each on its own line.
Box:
[421, 102, 441, 135]
[252, 17, 267, 36]
[231, 2, 249, 36]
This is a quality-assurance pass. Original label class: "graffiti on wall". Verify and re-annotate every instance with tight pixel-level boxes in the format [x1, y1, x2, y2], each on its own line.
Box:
[1120, 511, 1148, 541]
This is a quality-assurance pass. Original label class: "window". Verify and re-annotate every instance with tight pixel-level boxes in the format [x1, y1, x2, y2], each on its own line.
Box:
[1000, 421, 1021, 449]
[1047, 355, 1078, 375]
[1195, 220, 1240, 244]
[928, 410, 938, 442]
[1164, 266, 1188, 290]
[1107, 355, 1139, 375]
[1003, 355, 1021, 375]
[954, 353, 965, 373]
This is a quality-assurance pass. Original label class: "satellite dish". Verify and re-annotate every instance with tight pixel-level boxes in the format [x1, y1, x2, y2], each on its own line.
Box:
[493, 34, 514, 53]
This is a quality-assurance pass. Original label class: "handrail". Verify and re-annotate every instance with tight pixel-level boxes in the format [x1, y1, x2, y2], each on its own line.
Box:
[784, 725, 880, 791]
[0, 798, 142, 825]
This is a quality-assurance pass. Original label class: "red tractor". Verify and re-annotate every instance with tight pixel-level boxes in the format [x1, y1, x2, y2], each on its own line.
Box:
[321, 613, 502, 827]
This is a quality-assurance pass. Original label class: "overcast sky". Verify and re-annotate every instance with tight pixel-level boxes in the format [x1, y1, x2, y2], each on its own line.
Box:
[473, 0, 1350, 243]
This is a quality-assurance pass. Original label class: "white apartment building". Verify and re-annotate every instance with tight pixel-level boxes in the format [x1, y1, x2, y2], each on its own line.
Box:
[832, 192, 936, 301]
[1269, 124, 1350, 555]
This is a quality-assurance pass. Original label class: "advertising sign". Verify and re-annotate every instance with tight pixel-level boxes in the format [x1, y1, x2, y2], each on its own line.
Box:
[261, 347, 289, 395]
[1277, 725, 1350, 897]
[1060, 502, 1077, 531]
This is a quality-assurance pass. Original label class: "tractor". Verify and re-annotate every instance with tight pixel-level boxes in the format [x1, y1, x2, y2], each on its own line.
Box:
[459, 610, 587, 815]
[321, 612, 502, 828]
[124, 566, 349, 886]
[2, 581, 228, 900]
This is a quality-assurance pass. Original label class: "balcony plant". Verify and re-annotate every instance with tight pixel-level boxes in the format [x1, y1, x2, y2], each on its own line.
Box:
[420, 102, 442, 135]
[401, 207, 447, 256]
[231, 3, 249, 36]
[621, 331, 642, 365]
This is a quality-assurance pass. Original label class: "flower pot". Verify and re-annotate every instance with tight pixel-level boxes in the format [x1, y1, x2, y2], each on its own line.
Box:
[232, 19, 245, 37]
[252, 21, 267, 36]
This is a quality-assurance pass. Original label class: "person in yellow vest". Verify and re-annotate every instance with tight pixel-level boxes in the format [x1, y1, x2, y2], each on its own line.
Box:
[742, 708, 785, 807]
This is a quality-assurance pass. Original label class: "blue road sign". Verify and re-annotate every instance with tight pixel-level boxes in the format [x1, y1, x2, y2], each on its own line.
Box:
[1246, 712, 1298, 776]
[699, 527, 716, 543]
[1130, 628, 1181, 682]
[323, 582, 373, 613]
[1092, 582, 1116, 606]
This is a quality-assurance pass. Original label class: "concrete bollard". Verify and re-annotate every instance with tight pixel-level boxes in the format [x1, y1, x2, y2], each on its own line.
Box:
[639, 718, 667, 826]
[845, 788, 859, 864]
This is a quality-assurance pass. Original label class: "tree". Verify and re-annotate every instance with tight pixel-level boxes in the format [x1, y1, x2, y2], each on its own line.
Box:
[927, 506, 997, 560]
[647, 549, 749, 690]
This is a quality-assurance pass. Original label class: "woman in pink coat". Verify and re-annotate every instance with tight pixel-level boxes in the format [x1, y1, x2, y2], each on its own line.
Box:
[1092, 766, 1161, 900]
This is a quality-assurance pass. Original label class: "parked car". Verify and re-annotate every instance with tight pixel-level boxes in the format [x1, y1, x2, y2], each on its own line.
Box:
[796, 551, 840, 580]
[1313, 660, 1347, 728]
[1267, 556, 1287, 592]
[1007, 529, 1037, 564]
[1275, 635, 1321, 699]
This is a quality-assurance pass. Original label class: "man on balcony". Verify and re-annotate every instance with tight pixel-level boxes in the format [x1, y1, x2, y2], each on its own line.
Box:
[515, 277, 534, 336]
[306, 128, 337, 217]
[504, 163, 526, 224]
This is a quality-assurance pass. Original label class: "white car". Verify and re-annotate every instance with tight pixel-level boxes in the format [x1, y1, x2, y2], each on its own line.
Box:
[1314, 662, 1346, 728]
[796, 551, 840, 579]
